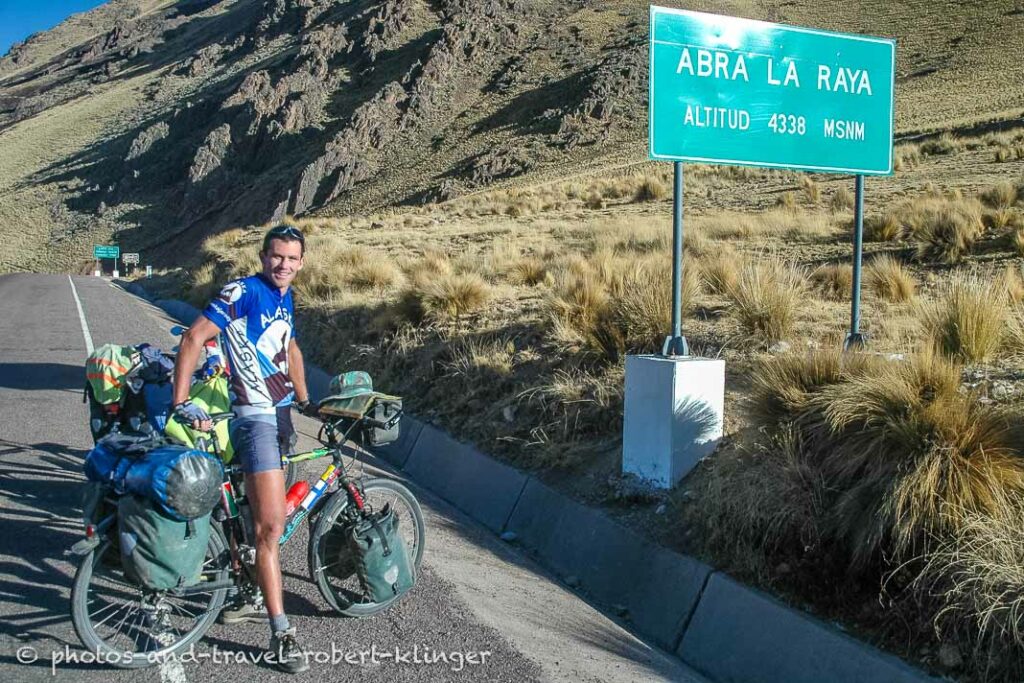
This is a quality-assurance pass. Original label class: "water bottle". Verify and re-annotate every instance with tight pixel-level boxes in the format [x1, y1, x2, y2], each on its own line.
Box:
[285, 481, 310, 517]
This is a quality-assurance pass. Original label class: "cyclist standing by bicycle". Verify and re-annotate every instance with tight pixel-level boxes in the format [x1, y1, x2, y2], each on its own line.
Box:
[171, 224, 314, 674]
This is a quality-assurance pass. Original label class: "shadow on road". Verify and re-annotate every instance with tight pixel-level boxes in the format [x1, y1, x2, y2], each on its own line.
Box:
[0, 363, 82, 391]
[0, 439, 91, 653]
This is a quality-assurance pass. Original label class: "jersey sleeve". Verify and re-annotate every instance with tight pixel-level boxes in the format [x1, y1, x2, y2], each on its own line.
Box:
[202, 279, 251, 331]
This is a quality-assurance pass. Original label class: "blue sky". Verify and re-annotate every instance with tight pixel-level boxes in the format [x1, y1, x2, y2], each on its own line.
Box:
[0, 1, 108, 57]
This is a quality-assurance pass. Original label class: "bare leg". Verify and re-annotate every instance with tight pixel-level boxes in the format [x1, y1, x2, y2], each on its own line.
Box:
[244, 469, 287, 617]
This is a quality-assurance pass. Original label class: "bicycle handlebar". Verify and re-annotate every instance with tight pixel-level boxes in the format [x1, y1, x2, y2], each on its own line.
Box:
[171, 411, 235, 430]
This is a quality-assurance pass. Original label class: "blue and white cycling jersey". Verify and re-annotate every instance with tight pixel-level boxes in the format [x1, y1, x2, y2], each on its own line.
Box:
[203, 274, 296, 414]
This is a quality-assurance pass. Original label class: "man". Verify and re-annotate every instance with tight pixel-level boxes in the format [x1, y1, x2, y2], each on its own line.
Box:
[171, 224, 314, 674]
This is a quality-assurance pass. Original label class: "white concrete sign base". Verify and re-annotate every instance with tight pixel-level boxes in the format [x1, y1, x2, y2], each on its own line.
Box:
[622, 355, 725, 488]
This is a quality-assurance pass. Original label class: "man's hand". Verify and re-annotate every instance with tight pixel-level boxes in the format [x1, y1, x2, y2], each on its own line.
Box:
[293, 399, 319, 419]
[174, 400, 213, 432]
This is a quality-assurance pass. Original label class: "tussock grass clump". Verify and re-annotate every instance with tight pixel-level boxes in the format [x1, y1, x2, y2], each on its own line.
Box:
[1012, 227, 1024, 257]
[391, 271, 491, 324]
[830, 186, 854, 212]
[809, 263, 852, 301]
[748, 349, 1024, 569]
[633, 176, 668, 202]
[984, 208, 1020, 230]
[508, 257, 551, 287]
[981, 181, 1020, 210]
[727, 256, 806, 344]
[799, 176, 821, 204]
[347, 256, 403, 291]
[865, 255, 916, 302]
[921, 132, 962, 156]
[584, 192, 605, 210]
[918, 271, 1009, 362]
[904, 197, 984, 263]
[863, 214, 901, 242]
[421, 272, 491, 320]
[443, 337, 516, 379]
[547, 255, 699, 359]
[917, 510, 1024, 674]
[893, 143, 921, 171]
[1000, 264, 1024, 304]
[699, 249, 740, 295]
[611, 258, 701, 353]
[775, 191, 798, 211]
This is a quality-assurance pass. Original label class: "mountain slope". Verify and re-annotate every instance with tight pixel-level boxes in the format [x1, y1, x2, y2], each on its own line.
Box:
[0, 0, 1021, 272]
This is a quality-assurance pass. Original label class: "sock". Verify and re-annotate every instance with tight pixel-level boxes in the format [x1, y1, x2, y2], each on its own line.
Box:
[270, 613, 290, 637]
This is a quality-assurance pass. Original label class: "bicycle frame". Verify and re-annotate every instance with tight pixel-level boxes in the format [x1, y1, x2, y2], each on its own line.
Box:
[186, 411, 379, 595]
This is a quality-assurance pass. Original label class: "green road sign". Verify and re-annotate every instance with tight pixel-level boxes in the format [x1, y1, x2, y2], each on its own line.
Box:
[649, 6, 895, 175]
[93, 245, 120, 259]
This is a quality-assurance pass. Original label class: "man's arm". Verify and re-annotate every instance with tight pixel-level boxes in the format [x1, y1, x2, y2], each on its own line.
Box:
[172, 315, 222, 406]
[288, 338, 309, 404]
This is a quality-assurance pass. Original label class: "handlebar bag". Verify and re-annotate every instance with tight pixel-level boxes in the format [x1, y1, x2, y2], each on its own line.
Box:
[346, 503, 416, 603]
[363, 399, 402, 448]
[118, 494, 211, 591]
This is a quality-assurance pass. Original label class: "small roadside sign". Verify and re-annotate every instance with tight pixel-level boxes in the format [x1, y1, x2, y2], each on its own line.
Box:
[648, 6, 895, 174]
[122, 253, 140, 264]
[93, 245, 120, 259]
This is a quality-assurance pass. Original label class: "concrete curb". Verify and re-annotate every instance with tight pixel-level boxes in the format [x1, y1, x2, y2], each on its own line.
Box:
[404, 422, 528, 534]
[121, 282, 941, 683]
[678, 573, 936, 683]
[505, 477, 711, 651]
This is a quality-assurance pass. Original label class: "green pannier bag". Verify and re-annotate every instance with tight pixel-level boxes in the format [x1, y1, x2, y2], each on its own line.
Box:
[86, 344, 140, 405]
[163, 374, 236, 463]
[118, 494, 211, 591]
[346, 504, 416, 603]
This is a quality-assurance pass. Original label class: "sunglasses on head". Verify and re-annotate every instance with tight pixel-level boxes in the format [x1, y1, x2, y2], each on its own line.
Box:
[262, 224, 305, 253]
[267, 225, 304, 240]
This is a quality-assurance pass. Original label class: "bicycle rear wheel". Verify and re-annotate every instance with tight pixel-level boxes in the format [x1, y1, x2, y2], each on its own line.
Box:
[70, 523, 230, 668]
[308, 478, 425, 617]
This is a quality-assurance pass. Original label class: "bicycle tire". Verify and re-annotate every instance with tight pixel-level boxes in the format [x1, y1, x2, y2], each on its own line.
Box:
[70, 521, 230, 668]
[308, 478, 425, 617]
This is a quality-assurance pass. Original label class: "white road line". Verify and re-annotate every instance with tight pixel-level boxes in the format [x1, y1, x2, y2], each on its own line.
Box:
[68, 275, 94, 354]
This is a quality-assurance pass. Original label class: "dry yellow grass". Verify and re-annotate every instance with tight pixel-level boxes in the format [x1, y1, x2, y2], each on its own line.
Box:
[902, 197, 985, 263]
[1000, 264, 1024, 304]
[809, 263, 853, 301]
[863, 213, 901, 242]
[633, 176, 668, 202]
[865, 255, 916, 302]
[697, 208, 832, 241]
[747, 348, 1024, 571]
[918, 271, 1009, 362]
[799, 176, 821, 204]
[699, 248, 741, 295]
[830, 186, 855, 213]
[981, 181, 1020, 210]
[727, 256, 806, 345]
[507, 256, 551, 287]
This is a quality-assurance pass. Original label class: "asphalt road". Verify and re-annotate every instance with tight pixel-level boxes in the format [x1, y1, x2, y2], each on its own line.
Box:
[0, 274, 707, 683]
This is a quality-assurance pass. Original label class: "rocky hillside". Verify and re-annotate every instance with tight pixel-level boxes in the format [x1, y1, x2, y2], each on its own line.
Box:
[0, 0, 1021, 271]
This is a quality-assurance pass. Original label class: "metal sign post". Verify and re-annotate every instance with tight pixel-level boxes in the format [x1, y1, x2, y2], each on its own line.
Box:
[662, 161, 689, 356]
[845, 175, 867, 348]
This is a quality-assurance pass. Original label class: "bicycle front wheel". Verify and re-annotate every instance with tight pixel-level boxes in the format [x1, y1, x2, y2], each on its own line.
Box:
[70, 523, 230, 668]
[308, 478, 425, 617]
